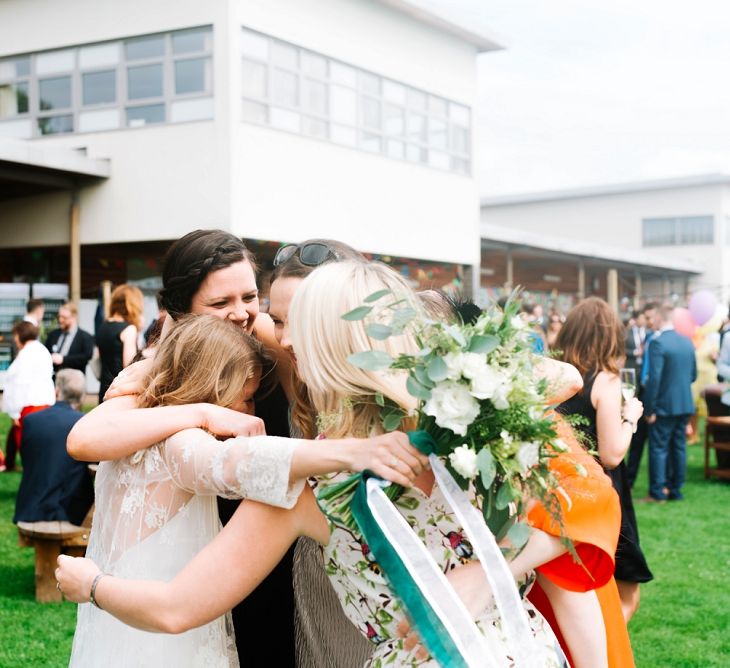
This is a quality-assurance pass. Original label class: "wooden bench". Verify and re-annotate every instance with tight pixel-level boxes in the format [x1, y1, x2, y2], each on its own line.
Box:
[17, 521, 89, 602]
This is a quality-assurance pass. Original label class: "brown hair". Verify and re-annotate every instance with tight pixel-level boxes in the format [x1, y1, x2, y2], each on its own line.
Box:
[138, 315, 270, 409]
[12, 320, 39, 345]
[109, 284, 145, 330]
[556, 297, 624, 377]
[160, 230, 257, 320]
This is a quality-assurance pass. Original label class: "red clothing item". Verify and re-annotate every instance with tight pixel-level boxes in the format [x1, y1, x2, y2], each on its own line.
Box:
[527, 415, 635, 668]
[13, 404, 51, 449]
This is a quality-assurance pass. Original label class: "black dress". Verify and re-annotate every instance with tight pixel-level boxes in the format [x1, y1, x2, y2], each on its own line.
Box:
[218, 380, 296, 667]
[557, 371, 653, 584]
[96, 320, 132, 403]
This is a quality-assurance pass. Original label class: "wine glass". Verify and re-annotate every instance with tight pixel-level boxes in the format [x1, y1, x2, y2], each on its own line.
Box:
[620, 368, 636, 402]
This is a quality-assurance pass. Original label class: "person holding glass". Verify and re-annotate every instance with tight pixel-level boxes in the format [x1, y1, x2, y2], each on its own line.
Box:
[555, 297, 652, 622]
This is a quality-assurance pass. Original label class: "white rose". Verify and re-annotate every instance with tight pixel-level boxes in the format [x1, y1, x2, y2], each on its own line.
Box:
[443, 352, 466, 380]
[469, 364, 503, 400]
[449, 444, 478, 479]
[461, 352, 488, 379]
[424, 381, 480, 436]
[511, 315, 527, 329]
[516, 441, 540, 472]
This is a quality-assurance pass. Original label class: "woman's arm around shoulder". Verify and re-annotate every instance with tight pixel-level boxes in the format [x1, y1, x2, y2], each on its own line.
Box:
[55, 486, 328, 633]
[535, 357, 583, 404]
[67, 397, 265, 462]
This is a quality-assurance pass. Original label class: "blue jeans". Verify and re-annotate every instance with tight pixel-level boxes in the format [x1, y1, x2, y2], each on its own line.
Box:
[648, 415, 688, 499]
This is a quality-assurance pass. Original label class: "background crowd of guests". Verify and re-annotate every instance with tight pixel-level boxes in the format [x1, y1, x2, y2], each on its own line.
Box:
[1, 247, 728, 666]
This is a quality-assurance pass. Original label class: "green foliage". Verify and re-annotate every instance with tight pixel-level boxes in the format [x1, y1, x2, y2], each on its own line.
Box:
[347, 350, 393, 371]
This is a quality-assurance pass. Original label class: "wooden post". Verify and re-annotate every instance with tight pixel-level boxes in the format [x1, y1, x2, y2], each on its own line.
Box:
[634, 271, 642, 311]
[69, 191, 81, 304]
[101, 280, 112, 318]
[505, 250, 514, 292]
[577, 261, 585, 300]
[607, 268, 619, 311]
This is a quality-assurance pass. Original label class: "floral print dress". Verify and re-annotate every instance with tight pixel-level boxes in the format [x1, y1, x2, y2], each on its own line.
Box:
[316, 471, 562, 668]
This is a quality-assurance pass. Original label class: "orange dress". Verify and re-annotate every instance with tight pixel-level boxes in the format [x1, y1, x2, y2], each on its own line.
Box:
[527, 415, 635, 668]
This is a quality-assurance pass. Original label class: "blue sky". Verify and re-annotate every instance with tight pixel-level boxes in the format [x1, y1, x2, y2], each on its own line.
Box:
[476, 0, 730, 195]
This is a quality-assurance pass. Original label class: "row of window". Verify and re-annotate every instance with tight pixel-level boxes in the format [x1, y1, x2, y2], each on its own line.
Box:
[0, 27, 213, 136]
[0, 26, 472, 176]
[240, 29, 471, 175]
[642, 216, 714, 247]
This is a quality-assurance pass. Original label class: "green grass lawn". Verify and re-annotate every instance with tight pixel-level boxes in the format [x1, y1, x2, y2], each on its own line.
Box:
[0, 413, 727, 666]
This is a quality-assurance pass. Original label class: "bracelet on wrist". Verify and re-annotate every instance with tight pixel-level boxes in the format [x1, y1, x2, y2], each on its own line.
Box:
[622, 417, 637, 432]
[89, 572, 108, 610]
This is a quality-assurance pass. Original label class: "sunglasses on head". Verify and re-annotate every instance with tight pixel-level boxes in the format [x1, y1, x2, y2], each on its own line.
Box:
[273, 242, 338, 267]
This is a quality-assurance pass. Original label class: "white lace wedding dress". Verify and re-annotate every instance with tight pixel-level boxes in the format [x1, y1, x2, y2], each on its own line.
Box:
[69, 429, 304, 667]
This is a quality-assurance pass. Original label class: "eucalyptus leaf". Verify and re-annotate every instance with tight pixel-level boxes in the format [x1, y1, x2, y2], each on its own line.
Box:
[484, 502, 510, 537]
[469, 334, 500, 355]
[382, 412, 402, 432]
[374, 392, 385, 407]
[364, 289, 392, 303]
[406, 375, 432, 401]
[495, 482, 517, 510]
[427, 356, 449, 383]
[342, 306, 373, 321]
[476, 448, 496, 488]
[347, 350, 393, 371]
[413, 365, 435, 389]
[495, 515, 516, 542]
[506, 521, 530, 549]
[366, 323, 394, 340]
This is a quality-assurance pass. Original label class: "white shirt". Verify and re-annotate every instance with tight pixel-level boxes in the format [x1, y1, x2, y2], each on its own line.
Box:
[2, 340, 55, 419]
[23, 315, 39, 326]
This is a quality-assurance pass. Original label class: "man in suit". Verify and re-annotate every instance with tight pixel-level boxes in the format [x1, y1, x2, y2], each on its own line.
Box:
[626, 303, 656, 488]
[624, 310, 646, 372]
[642, 304, 697, 502]
[13, 369, 94, 526]
[45, 302, 94, 374]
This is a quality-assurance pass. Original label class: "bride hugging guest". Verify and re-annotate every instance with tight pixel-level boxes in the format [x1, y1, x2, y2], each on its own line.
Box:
[555, 297, 652, 622]
[69, 231, 425, 667]
[59, 261, 564, 667]
[69, 313, 424, 667]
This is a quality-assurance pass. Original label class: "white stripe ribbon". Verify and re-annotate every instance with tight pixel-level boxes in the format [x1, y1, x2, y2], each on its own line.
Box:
[430, 454, 544, 667]
[367, 478, 497, 668]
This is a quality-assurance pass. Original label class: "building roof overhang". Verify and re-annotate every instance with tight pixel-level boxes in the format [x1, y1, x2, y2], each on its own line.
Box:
[481, 173, 730, 208]
[0, 138, 110, 201]
[377, 0, 505, 52]
[481, 223, 702, 276]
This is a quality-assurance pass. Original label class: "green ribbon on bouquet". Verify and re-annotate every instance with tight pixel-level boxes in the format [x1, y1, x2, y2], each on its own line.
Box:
[351, 431, 492, 668]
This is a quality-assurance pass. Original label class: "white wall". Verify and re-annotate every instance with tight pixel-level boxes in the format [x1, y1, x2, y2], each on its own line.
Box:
[232, 0, 480, 264]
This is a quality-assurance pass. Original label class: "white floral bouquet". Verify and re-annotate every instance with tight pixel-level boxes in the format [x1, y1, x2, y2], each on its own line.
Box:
[317, 292, 574, 554]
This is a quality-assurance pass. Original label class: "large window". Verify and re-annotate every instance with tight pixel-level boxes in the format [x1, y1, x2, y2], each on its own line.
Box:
[0, 26, 213, 138]
[642, 216, 714, 247]
[240, 28, 471, 175]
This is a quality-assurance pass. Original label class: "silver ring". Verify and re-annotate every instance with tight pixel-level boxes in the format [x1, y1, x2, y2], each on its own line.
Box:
[390, 457, 399, 468]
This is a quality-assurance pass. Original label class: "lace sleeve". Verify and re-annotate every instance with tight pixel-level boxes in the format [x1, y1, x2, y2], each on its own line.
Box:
[162, 428, 306, 509]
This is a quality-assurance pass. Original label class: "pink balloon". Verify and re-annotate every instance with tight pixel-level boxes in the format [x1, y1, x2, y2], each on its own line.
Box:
[673, 307, 696, 338]
[688, 290, 718, 326]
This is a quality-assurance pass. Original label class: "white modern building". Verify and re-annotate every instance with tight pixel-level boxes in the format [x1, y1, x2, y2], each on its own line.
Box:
[480, 174, 724, 309]
[0, 0, 501, 303]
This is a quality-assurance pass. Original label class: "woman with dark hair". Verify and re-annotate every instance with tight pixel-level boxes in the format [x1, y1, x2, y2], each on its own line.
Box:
[556, 297, 652, 622]
[97, 284, 144, 402]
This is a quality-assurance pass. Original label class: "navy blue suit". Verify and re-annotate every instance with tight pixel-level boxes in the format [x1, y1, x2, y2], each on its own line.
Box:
[643, 329, 697, 500]
[13, 402, 94, 526]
